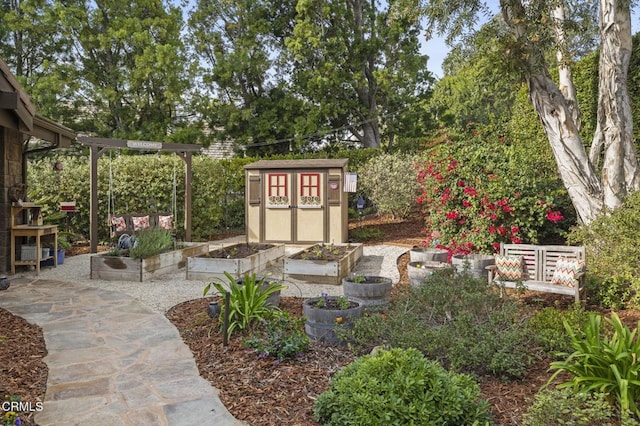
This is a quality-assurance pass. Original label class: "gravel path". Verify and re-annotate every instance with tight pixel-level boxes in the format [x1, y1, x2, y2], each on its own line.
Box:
[13, 240, 408, 313]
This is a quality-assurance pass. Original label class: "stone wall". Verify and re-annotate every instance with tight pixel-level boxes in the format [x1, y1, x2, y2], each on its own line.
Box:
[0, 126, 24, 274]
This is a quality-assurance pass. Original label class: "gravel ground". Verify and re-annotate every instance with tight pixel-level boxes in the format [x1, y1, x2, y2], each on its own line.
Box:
[13, 239, 408, 313]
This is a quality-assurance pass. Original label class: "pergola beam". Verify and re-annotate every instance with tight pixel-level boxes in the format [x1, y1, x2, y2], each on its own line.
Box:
[78, 136, 201, 253]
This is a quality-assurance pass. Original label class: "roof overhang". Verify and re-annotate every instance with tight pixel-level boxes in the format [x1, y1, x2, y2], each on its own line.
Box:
[0, 57, 75, 148]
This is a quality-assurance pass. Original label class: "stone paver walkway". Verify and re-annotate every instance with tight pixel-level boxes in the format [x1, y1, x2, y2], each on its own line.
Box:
[0, 278, 242, 426]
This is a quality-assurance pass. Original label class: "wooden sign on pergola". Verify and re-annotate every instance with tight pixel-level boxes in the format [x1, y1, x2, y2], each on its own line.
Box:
[78, 136, 202, 253]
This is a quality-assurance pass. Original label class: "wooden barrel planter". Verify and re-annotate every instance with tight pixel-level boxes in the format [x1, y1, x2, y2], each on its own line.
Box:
[303, 297, 363, 345]
[342, 275, 393, 309]
[452, 254, 495, 282]
[409, 247, 449, 263]
[407, 261, 449, 288]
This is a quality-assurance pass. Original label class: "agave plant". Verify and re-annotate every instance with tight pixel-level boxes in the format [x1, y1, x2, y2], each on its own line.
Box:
[203, 272, 285, 338]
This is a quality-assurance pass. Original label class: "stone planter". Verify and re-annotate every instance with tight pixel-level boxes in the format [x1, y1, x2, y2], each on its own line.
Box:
[284, 243, 363, 285]
[342, 275, 392, 308]
[187, 243, 285, 280]
[90, 242, 209, 281]
[409, 247, 449, 263]
[303, 296, 363, 345]
[452, 254, 495, 282]
[407, 261, 449, 288]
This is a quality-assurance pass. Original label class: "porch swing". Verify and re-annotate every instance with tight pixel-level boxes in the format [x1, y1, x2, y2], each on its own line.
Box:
[106, 152, 178, 243]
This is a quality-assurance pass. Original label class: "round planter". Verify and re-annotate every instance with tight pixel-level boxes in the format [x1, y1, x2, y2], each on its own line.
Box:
[303, 297, 364, 345]
[407, 261, 449, 288]
[452, 254, 495, 281]
[342, 275, 392, 308]
[236, 276, 282, 307]
[409, 247, 449, 263]
[0, 276, 9, 291]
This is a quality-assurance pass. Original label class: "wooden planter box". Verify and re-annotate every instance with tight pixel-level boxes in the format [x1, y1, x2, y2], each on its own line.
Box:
[284, 243, 363, 285]
[90, 242, 209, 282]
[186, 243, 285, 280]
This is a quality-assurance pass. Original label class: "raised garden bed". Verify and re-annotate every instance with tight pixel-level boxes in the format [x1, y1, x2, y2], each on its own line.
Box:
[186, 243, 285, 280]
[284, 243, 363, 285]
[90, 242, 209, 282]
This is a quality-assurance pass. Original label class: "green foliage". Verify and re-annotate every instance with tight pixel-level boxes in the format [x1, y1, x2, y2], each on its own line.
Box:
[358, 152, 422, 220]
[343, 269, 534, 379]
[203, 272, 284, 338]
[243, 310, 309, 362]
[528, 305, 589, 356]
[568, 191, 640, 309]
[521, 387, 615, 426]
[349, 227, 384, 242]
[549, 312, 640, 419]
[129, 228, 173, 259]
[313, 347, 491, 425]
[416, 125, 571, 253]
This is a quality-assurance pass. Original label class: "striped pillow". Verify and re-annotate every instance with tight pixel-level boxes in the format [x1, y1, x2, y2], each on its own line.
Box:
[495, 255, 523, 280]
[551, 257, 585, 287]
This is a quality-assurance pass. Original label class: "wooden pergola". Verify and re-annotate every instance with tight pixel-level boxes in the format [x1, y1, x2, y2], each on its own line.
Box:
[78, 137, 202, 253]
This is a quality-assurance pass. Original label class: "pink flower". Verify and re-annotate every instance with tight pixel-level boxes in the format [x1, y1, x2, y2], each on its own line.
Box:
[497, 226, 507, 236]
[446, 211, 459, 220]
[463, 186, 477, 197]
[492, 242, 500, 251]
[488, 225, 496, 234]
[511, 237, 522, 244]
[511, 226, 520, 234]
[462, 200, 471, 207]
[546, 210, 564, 223]
[502, 205, 514, 213]
[457, 180, 465, 187]
[447, 160, 458, 171]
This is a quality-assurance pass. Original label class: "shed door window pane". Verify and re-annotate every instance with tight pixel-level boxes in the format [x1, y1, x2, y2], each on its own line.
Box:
[300, 173, 320, 197]
[268, 174, 287, 197]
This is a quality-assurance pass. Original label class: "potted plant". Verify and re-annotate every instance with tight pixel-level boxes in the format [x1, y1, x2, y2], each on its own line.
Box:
[342, 273, 393, 308]
[303, 293, 363, 345]
[407, 261, 450, 288]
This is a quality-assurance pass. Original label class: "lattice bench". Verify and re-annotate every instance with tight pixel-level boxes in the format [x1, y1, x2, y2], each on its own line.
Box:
[487, 243, 586, 303]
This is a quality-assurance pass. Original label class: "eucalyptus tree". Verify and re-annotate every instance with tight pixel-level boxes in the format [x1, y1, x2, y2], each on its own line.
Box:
[0, 0, 77, 122]
[287, 0, 432, 149]
[419, 0, 638, 224]
[187, 0, 304, 154]
[59, 0, 192, 140]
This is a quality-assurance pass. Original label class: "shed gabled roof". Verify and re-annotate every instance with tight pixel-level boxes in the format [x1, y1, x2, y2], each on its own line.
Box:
[244, 159, 349, 170]
[0, 57, 75, 147]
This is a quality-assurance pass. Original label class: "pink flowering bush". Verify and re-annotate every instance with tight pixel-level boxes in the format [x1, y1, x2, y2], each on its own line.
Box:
[416, 126, 573, 254]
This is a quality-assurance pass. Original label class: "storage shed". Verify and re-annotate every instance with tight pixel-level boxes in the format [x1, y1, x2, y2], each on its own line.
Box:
[244, 159, 349, 244]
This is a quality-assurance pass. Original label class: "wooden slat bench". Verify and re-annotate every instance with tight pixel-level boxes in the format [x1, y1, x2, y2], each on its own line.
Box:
[487, 243, 586, 302]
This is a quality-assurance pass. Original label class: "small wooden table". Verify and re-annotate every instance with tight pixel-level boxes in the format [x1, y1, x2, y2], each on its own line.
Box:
[10, 203, 58, 275]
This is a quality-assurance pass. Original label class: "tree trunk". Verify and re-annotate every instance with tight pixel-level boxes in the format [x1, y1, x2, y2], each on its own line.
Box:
[595, 0, 639, 209]
[527, 73, 603, 224]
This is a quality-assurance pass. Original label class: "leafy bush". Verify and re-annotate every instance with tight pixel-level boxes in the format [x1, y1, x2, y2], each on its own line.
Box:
[568, 191, 640, 309]
[128, 227, 173, 259]
[415, 125, 571, 253]
[522, 387, 615, 426]
[244, 310, 309, 362]
[342, 268, 534, 379]
[357, 152, 422, 220]
[313, 347, 491, 425]
[549, 312, 640, 419]
[203, 273, 284, 338]
[528, 305, 589, 356]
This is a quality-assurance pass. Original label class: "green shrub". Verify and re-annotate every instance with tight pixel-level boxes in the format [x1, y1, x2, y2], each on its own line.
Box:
[528, 305, 589, 356]
[313, 347, 491, 425]
[357, 152, 422, 220]
[549, 312, 640, 419]
[243, 310, 309, 362]
[342, 268, 534, 379]
[128, 227, 173, 259]
[568, 191, 640, 309]
[203, 273, 284, 338]
[522, 387, 615, 426]
[349, 227, 384, 242]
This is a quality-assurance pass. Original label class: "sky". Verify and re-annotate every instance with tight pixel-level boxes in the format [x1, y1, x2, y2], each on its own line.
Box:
[422, 2, 640, 79]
